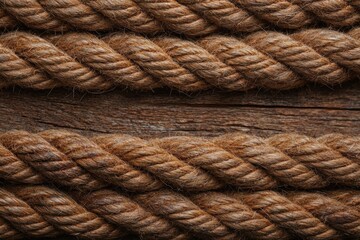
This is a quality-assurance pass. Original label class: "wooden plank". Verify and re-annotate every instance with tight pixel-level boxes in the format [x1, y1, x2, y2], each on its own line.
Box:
[0, 80, 359, 138]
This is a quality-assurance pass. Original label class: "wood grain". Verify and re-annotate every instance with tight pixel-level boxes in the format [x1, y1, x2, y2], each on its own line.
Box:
[0, 80, 359, 138]
[2, 81, 360, 240]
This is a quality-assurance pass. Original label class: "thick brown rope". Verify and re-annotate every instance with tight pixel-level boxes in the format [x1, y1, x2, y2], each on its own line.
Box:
[1, 186, 360, 239]
[1, 130, 360, 192]
[0, 29, 359, 91]
[0, 0, 359, 35]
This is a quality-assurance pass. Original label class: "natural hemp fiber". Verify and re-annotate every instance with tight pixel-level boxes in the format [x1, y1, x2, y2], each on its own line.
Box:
[0, 0, 359, 35]
[0, 28, 359, 91]
[1, 2, 360, 240]
[0, 129, 359, 240]
[1, 130, 360, 191]
[1, 186, 360, 239]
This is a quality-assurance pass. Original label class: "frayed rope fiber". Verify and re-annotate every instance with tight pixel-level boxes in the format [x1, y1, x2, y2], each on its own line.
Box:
[0, 0, 359, 35]
[0, 28, 359, 92]
[1, 186, 360, 239]
[1, 130, 360, 192]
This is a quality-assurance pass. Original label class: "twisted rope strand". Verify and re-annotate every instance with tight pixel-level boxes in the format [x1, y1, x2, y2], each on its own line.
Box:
[0, 0, 359, 35]
[1, 130, 360, 192]
[2, 186, 360, 239]
[0, 29, 359, 91]
[0, 186, 125, 239]
[0, 216, 24, 240]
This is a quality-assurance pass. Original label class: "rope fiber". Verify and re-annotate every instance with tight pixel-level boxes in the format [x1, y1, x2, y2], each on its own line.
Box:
[1, 130, 360, 192]
[1, 186, 360, 239]
[0, 28, 359, 91]
[1, 2, 359, 240]
[0, 0, 359, 35]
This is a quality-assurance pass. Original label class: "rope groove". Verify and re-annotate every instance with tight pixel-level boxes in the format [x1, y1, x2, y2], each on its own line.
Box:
[0, 29, 359, 91]
[1, 130, 360, 192]
[1, 186, 360, 239]
[0, 0, 359, 35]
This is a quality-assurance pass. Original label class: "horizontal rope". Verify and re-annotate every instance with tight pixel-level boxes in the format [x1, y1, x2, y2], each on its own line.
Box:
[0, 29, 359, 92]
[0, 0, 359, 36]
[1, 186, 360, 239]
[1, 130, 360, 192]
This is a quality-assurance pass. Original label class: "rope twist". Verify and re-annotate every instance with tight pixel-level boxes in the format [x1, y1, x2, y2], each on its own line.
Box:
[1, 186, 360, 239]
[1, 130, 360, 192]
[0, 29, 359, 91]
[0, 0, 359, 35]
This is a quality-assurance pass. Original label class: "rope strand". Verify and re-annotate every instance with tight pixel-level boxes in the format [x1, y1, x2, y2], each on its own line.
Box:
[0, 0, 359, 35]
[1, 186, 360, 239]
[1, 130, 360, 192]
[0, 29, 359, 91]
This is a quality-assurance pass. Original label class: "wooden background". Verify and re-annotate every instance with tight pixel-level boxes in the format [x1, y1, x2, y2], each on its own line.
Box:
[1, 80, 359, 240]
[1, 80, 359, 138]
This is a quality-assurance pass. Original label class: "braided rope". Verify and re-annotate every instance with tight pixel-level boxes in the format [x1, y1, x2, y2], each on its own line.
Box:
[1, 186, 360, 239]
[0, 0, 359, 35]
[1, 130, 360, 192]
[0, 28, 359, 91]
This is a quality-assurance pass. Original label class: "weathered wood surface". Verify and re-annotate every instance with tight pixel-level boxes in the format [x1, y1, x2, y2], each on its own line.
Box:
[0, 80, 359, 138]
[2, 80, 360, 240]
